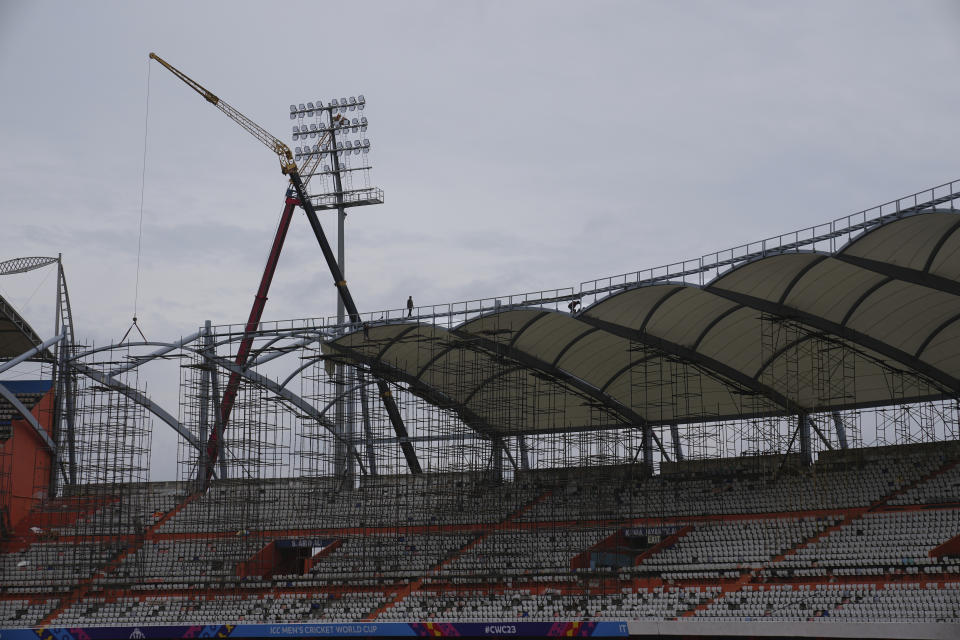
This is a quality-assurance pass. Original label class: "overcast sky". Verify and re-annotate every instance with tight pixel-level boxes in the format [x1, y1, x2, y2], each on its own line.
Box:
[2, 1, 960, 479]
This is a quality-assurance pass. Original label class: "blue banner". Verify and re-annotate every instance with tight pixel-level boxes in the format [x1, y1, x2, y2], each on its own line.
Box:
[0, 621, 630, 639]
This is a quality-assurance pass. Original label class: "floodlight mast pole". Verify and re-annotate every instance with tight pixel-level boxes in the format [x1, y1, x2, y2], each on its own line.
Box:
[328, 118, 353, 480]
[148, 53, 421, 489]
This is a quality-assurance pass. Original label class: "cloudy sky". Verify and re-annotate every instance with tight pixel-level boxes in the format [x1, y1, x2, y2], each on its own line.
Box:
[2, 1, 959, 478]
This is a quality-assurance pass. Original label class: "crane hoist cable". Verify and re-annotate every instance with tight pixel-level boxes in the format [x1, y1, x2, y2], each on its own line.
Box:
[148, 53, 422, 487]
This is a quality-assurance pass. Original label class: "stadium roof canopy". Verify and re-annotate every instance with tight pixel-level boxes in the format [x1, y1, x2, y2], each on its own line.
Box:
[0, 293, 47, 360]
[327, 211, 960, 438]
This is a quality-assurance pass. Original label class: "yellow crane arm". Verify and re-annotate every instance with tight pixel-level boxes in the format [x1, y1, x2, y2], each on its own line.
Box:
[149, 52, 297, 175]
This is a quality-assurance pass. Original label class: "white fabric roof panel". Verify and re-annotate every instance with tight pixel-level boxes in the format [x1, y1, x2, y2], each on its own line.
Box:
[782, 259, 886, 324]
[328, 211, 960, 436]
[928, 225, 960, 281]
[0, 296, 45, 359]
[843, 213, 958, 269]
[644, 287, 740, 348]
[709, 253, 821, 302]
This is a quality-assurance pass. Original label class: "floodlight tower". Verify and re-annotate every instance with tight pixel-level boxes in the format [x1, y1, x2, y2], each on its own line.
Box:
[289, 97, 382, 480]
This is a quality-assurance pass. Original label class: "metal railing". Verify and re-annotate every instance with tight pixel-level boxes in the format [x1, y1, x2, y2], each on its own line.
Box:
[579, 178, 960, 306]
[211, 178, 960, 338]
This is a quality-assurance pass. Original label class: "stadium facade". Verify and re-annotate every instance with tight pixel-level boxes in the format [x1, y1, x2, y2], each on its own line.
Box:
[1, 181, 960, 638]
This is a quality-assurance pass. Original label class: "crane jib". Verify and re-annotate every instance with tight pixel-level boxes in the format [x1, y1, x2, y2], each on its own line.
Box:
[148, 51, 422, 484]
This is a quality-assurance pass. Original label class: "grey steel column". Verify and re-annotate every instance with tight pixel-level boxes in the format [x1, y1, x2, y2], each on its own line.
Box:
[357, 370, 377, 476]
[492, 437, 504, 483]
[197, 320, 212, 484]
[642, 426, 654, 471]
[831, 411, 849, 449]
[518, 435, 530, 470]
[329, 120, 352, 481]
[669, 424, 684, 461]
[799, 414, 813, 465]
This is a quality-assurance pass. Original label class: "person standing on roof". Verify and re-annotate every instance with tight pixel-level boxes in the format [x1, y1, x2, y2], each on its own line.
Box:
[407, 296, 414, 318]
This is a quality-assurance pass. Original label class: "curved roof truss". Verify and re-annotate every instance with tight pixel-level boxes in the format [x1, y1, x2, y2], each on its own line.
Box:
[327, 212, 960, 437]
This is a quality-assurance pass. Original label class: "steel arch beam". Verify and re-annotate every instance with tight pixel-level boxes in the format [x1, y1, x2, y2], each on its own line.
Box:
[71, 362, 200, 450]
[71, 341, 366, 470]
[195, 351, 367, 474]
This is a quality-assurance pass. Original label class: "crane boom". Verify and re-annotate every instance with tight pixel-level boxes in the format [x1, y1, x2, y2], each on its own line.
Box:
[149, 53, 297, 175]
[148, 52, 423, 487]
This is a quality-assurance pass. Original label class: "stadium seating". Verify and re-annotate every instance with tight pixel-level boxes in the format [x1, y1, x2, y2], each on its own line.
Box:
[1, 442, 958, 627]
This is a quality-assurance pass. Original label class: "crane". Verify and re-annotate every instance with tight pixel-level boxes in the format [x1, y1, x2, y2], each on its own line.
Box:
[148, 53, 422, 488]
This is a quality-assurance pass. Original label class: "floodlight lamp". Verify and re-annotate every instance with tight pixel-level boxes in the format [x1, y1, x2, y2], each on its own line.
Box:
[349, 96, 357, 104]
[307, 102, 314, 110]
[290, 113, 297, 120]
[358, 95, 365, 103]
[323, 165, 330, 172]
[290, 104, 297, 112]
[363, 138, 370, 147]
[329, 100, 336, 107]
[340, 97, 347, 105]
[345, 140, 352, 148]
[353, 148, 360, 155]
[362, 147, 370, 154]
[299, 103, 305, 112]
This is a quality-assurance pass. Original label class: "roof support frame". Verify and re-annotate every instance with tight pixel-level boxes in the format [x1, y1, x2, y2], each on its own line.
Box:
[408, 312, 550, 382]
[777, 256, 829, 304]
[322, 340, 497, 436]
[692, 304, 744, 350]
[707, 286, 960, 395]
[551, 327, 600, 368]
[575, 314, 802, 414]
[839, 277, 894, 327]
[446, 328, 671, 459]
[923, 219, 960, 272]
[639, 287, 684, 332]
[915, 312, 960, 358]
[835, 253, 960, 299]
[449, 328, 647, 429]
